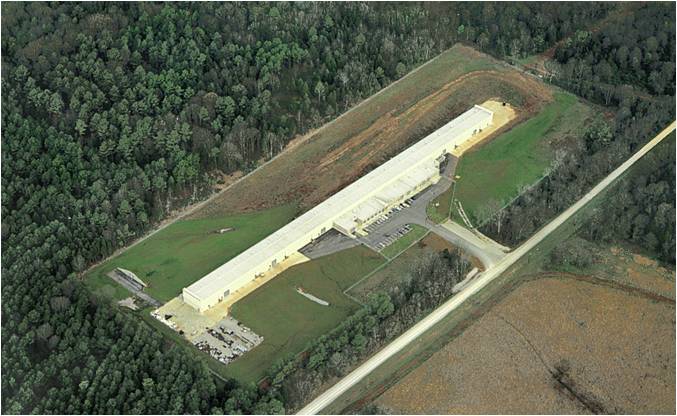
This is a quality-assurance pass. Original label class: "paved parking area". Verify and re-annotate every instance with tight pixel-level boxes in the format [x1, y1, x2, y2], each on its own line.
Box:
[357, 159, 454, 251]
[361, 212, 417, 252]
[354, 155, 507, 268]
[372, 224, 414, 251]
[300, 229, 361, 259]
[192, 316, 263, 365]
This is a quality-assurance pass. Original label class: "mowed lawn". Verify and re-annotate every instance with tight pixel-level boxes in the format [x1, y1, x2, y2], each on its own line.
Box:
[226, 245, 385, 383]
[85, 204, 298, 302]
[450, 92, 591, 224]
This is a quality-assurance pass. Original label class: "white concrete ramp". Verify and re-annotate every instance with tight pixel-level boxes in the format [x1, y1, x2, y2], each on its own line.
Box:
[440, 220, 508, 263]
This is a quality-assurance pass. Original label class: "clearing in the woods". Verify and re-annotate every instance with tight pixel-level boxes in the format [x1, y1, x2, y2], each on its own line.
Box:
[85, 204, 298, 302]
[86, 44, 592, 386]
[88, 43, 553, 302]
[430, 91, 594, 225]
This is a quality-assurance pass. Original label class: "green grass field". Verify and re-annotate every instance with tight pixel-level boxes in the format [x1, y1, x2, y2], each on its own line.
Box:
[447, 92, 592, 225]
[427, 184, 455, 224]
[85, 204, 298, 302]
[380, 225, 429, 259]
[226, 245, 385, 383]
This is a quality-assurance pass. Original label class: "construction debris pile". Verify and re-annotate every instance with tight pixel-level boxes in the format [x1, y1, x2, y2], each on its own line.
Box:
[151, 310, 178, 331]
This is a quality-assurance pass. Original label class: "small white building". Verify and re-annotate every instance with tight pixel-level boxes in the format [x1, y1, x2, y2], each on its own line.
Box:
[183, 105, 493, 312]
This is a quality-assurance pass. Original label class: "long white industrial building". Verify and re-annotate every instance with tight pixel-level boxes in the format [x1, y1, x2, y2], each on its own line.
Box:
[183, 105, 493, 312]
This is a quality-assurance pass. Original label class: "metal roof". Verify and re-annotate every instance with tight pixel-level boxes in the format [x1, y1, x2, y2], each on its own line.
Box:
[338, 163, 439, 226]
[184, 105, 493, 303]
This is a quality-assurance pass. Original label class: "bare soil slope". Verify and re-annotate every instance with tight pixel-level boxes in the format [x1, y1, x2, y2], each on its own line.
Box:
[378, 274, 675, 414]
[189, 45, 551, 218]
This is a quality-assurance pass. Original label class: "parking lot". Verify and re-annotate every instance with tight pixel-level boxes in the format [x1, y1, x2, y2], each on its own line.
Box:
[192, 316, 263, 365]
[362, 198, 414, 233]
[356, 156, 462, 253]
[299, 229, 361, 259]
[363, 211, 415, 251]
[374, 224, 413, 251]
[358, 194, 428, 252]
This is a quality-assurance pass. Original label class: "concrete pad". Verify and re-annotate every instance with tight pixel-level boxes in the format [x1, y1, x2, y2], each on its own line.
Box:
[154, 297, 216, 341]
[440, 220, 508, 263]
[118, 297, 139, 310]
[451, 100, 517, 157]
[193, 315, 263, 365]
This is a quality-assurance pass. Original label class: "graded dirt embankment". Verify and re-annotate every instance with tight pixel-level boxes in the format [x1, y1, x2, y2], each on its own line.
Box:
[188, 45, 551, 219]
[377, 274, 675, 414]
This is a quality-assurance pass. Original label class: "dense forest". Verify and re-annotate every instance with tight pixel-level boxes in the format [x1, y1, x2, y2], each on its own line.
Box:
[1, 2, 670, 414]
[553, 3, 675, 101]
[480, 2, 675, 265]
[583, 137, 675, 263]
[547, 138, 674, 272]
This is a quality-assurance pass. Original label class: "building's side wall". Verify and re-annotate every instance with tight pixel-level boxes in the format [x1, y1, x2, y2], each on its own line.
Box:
[183, 107, 493, 313]
[189, 217, 337, 312]
[349, 168, 442, 234]
[183, 289, 205, 311]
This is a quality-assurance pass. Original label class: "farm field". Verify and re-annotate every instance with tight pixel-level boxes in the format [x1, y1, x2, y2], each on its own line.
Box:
[377, 263, 675, 414]
[554, 237, 676, 300]
[432, 91, 594, 225]
[226, 245, 385, 383]
[84, 204, 298, 302]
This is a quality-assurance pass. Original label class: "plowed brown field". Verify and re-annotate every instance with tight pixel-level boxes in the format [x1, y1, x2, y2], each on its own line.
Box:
[377, 271, 675, 414]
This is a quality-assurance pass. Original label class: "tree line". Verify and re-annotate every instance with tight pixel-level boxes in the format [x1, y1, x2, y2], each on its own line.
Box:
[479, 2, 675, 266]
[547, 138, 674, 271]
[1, 2, 617, 414]
[552, 3, 675, 103]
[581, 137, 675, 264]
[267, 249, 471, 411]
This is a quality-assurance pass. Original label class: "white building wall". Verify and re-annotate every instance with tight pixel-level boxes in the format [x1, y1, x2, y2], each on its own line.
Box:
[183, 105, 493, 312]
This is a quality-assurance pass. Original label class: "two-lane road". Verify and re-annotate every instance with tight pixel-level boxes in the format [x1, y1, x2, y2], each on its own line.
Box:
[298, 121, 676, 415]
